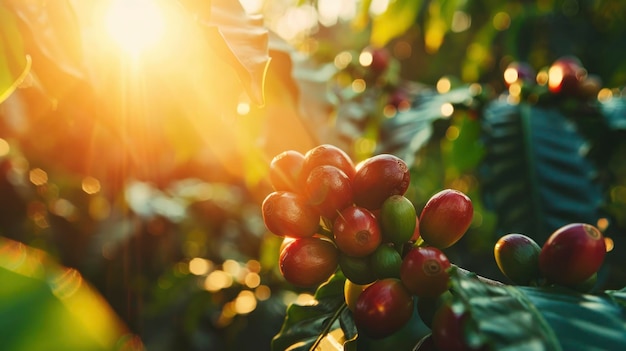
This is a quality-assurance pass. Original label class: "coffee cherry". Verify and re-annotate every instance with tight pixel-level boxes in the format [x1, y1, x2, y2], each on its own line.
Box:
[344, 279, 372, 312]
[279, 237, 339, 288]
[352, 154, 410, 210]
[379, 195, 417, 246]
[304, 165, 353, 221]
[419, 189, 473, 249]
[410, 216, 421, 242]
[539, 223, 606, 286]
[353, 278, 414, 339]
[262, 191, 320, 238]
[432, 304, 484, 351]
[269, 150, 305, 192]
[400, 247, 451, 298]
[494, 233, 541, 285]
[570, 272, 598, 293]
[370, 244, 402, 279]
[339, 253, 377, 285]
[333, 206, 382, 257]
[576, 74, 602, 100]
[299, 144, 356, 187]
[548, 56, 586, 96]
[416, 291, 452, 329]
[363, 46, 391, 75]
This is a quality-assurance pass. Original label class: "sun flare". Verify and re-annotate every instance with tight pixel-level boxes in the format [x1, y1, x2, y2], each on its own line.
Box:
[105, 0, 165, 55]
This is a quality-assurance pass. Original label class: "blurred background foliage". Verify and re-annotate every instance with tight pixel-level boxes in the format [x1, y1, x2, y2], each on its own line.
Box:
[0, 0, 625, 350]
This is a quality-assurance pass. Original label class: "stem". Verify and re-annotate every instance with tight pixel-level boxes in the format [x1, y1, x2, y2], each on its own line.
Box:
[309, 303, 348, 351]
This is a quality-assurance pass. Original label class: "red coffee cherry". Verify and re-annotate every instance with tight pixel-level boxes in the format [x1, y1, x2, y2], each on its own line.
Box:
[262, 191, 320, 238]
[299, 144, 356, 187]
[432, 304, 485, 351]
[400, 247, 451, 298]
[352, 154, 410, 210]
[419, 189, 473, 249]
[279, 237, 339, 288]
[333, 206, 382, 257]
[539, 223, 606, 286]
[304, 165, 353, 221]
[353, 278, 414, 339]
[548, 56, 586, 96]
[269, 150, 305, 192]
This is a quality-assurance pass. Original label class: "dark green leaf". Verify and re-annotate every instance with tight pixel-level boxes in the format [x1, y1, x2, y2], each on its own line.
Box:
[480, 101, 603, 240]
[271, 273, 355, 351]
[600, 97, 626, 131]
[377, 86, 476, 165]
[449, 268, 626, 350]
[518, 287, 626, 351]
[450, 268, 561, 350]
[605, 288, 626, 309]
[443, 113, 486, 173]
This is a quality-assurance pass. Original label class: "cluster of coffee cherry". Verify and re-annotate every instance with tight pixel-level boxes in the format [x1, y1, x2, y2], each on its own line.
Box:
[504, 56, 603, 103]
[494, 223, 607, 291]
[262, 144, 475, 340]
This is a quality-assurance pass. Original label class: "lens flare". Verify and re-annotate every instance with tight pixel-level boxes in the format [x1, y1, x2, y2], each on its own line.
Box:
[105, 0, 165, 55]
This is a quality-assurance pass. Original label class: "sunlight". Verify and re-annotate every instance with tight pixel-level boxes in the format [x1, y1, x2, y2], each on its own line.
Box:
[105, 0, 165, 55]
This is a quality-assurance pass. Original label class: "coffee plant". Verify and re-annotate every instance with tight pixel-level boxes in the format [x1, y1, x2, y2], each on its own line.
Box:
[264, 144, 626, 350]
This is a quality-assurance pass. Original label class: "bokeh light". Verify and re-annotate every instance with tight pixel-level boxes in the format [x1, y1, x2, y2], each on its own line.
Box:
[0, 138, 10, 157]
[493, 12, 511, 31]
[451, 11, 472, 32]
[351, 79, 366, 93]
[234, 290, 257, 314]
[598, 88, 613, 102]
[189, 257, 213, 276]
[204, 270, 233, 292]
[29, 168, 48, 186]
[359, 51, 373, 67]
[437, 77, 452, 93]
[334, 51, 353, 69]
[504, 67, 519, 85]
[82, 176, 101, 195]
[255, 285, 271, 301]
[440, 103, 454, 117]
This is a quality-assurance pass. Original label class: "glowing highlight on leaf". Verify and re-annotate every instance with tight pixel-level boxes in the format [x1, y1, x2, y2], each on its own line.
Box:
[370, 0, 421, 48]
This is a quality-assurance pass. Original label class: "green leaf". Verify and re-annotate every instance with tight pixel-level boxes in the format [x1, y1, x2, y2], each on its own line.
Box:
[377, 86, 476, 165]
[370, 0, 422, 48]
[600, 97, 626, 131]
[448, 268, 626, 350]
[0, 3, 30, 103]
[423, 0, 462, 53]
[519, 287, 626, 351]
[0, 236, 141, 351]
[271, 273, 356, 351]
[442, 113, 485, 174]
[480, 101, 603, 240]
[450, 268, 561, 350]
